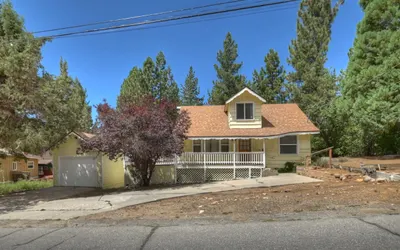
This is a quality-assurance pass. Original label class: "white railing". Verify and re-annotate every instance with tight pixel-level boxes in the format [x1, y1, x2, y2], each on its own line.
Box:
[155, 152, 264, 166]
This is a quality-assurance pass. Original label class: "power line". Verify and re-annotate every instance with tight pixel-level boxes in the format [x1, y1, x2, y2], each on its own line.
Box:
[40, 0, 299, 39]
[32, 0, 248, 34]
[53, 2, 299, 40]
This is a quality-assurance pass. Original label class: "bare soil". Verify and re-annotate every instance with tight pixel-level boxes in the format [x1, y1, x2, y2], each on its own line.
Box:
[81, 168, 400, 223]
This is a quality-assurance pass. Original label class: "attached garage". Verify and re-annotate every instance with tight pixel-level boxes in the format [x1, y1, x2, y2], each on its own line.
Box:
[52, 132, 125, 189]
[59, 156, 100, 187]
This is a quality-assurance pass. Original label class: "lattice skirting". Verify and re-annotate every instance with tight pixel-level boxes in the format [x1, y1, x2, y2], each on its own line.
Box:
[176, 167, 262, 184]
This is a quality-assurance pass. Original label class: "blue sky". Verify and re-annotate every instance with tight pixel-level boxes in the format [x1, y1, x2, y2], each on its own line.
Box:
[12, 0, 363, 117]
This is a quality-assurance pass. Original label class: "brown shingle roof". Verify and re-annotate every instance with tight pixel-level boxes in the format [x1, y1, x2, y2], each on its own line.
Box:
[181, 104, 319, 138]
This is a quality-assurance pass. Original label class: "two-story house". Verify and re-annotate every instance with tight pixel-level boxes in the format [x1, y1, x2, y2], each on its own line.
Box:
[51, 88, 319, 188]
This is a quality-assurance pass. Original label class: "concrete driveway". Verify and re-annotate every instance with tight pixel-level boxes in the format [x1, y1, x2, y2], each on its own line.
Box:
[0, 174, 321, 221]
[0, 187, 98, 214]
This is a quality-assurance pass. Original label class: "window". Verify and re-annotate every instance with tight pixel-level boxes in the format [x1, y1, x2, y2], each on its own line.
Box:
[221, 139, 229, 152]
[193, 140, 201, 152]
[280, 136, 297, 154]
[12, 162, 18, 171]
[206, 140, 219, 152]
[236, 103, 253, 120]
[27, 161, 34, 169]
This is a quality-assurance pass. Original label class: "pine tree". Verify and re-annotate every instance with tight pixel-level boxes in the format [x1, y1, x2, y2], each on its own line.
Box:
[181, 66, 203, 106]
[209, 32, 246, 104]
[341, 0, 400, 155]
[0, 1, 46, 153]
[118, 52, 180, 106]
[252, 49, 287, 103]
[287, 0, 343, 149]
[0, 2, 92, 153]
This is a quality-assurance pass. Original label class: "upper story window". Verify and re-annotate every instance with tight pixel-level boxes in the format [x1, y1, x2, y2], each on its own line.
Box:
[236, 103, 253, 120]
[279, 136, 297, 154]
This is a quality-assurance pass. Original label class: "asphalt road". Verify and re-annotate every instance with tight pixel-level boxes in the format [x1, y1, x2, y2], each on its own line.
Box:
[1, 215, 399, 249]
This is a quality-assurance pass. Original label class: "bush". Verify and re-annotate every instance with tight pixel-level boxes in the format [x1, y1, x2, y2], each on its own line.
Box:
[315, 157, 330, 168]
[0, 180, 53, 196]
[278, 162, 297, 173]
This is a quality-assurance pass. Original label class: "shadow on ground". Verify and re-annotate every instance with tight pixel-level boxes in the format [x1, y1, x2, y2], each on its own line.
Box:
[0, 187, 101, 214]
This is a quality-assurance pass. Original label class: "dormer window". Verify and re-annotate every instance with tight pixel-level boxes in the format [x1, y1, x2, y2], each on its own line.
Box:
[236, 103, 253, 120]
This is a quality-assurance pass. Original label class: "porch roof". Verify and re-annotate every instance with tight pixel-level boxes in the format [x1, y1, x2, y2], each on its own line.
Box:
[181, 104, 319, 139]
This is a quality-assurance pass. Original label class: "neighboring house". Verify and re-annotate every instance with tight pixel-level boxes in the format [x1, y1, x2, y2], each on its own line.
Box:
[0, 150, 39, 182]
[52, 88, 319, 188]
[37, 151, 53, 178]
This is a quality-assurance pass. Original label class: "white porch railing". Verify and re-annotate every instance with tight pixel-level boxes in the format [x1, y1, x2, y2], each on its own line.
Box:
[156, 152, 264, 167]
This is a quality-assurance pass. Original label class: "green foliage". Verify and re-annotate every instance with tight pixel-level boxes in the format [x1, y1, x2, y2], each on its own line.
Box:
[118, 52, 180, 107]
[0, 2, 92, 154]
[0, 180, 53, 195]
[252, 49, 287, 103]
[181, 66, 204, 106]
[287, 0, 343, 150]
[209, 32, 246, 104]
[278, 162, 297, 173]
[339, 0, 400, 156]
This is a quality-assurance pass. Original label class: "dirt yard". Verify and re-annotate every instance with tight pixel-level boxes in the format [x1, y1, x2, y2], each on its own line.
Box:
[82, 168, 400, 223]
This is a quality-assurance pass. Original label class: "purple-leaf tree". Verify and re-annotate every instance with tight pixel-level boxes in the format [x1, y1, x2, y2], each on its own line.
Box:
[81, 96, 190, 186]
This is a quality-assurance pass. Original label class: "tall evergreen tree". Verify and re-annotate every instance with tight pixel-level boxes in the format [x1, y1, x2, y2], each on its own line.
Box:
[118, 52, 180, 107]
[0, 2, 92, 154]
[209, 32, 246, 104]
[252, 49, 287, 103]
[287, 0, 343, 148]
[341, 0, 400, 155]
[0, 1, 46, 154]
[181, 66, 203, 106]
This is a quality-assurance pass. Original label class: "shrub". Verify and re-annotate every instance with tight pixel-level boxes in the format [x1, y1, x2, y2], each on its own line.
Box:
[278, 162, 297, 173]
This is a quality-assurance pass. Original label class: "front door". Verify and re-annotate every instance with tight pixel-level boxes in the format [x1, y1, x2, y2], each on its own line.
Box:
[238, 140, 251, 163]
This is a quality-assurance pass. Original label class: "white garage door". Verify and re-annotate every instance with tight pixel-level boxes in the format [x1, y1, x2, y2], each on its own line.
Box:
[59, 156, 100, 187]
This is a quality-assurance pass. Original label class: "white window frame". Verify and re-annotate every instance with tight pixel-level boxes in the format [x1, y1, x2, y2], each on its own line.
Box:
[12, 162, 18, 171]
[279, 136, 298, 155]
[236, 102, 255, 120]
[192, 140, 202, 152]
[27, 161, 34, 169]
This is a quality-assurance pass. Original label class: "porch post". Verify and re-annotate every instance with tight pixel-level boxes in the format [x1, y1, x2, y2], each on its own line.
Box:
[263, 139, 266, 168]
[233, 139, 236, 179]
[203, 140, 206, 181]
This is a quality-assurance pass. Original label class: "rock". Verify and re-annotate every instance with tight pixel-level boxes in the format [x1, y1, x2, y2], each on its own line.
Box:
[263, 197, 269, 200]
[211, 201, 219, 205]
[340, 175, 347, 181]
[376, 178, 387, 183]
[199, 210, 204, 214]
[370, 179, 376, 183]
[363, 176, 372, 182]
[356, 178, 363, 182]
[334, 174, 341, 179]
[262, 168, 279, 177]
[262, 193, 267, 196]
[198, 205, 203, 208]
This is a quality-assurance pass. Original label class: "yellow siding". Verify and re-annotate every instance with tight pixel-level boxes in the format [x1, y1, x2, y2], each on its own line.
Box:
[52, 135, 124, 189]
[52, 136, 102, 186]
[184, 140, 192, 152]
[265, 135, 311, 169]
[102, 156, 124, 189]
[0, 157, 38, 182]
[227, 91, 263, 129]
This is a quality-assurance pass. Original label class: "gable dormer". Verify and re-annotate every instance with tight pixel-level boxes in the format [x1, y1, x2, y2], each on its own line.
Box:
[225, 87, 265, 129]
